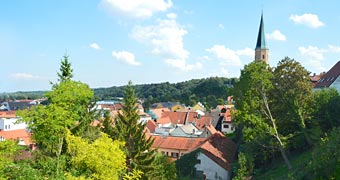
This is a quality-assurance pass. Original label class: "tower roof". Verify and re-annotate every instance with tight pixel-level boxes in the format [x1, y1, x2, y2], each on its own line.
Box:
[255, 13, 266, 50]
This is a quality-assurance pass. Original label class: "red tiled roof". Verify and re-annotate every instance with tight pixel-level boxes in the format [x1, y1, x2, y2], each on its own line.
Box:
[314, 61, 340, 88]
[196, 132, 236, 171]
[195, 116, 212, 130]
[146, 120, 157, 133]
[161, 111, 199, 125]
[157, 116, 172, 125]
[151, 108, 170, 119]
[221, 108, 232, 123]
[0, 111, 16, 118]
[0, 129, 32, 146]
[100, 103, 123, 111]
[152, 136, 206, 151]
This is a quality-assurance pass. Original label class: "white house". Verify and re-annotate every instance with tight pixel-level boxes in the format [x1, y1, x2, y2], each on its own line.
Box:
[314, 61, 340, 92]
[0, 111, 28, 131]
[194, 132, 236, 180]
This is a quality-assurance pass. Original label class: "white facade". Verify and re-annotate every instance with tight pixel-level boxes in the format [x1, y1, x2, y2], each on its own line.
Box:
[0, 117, 27, 131]
[221, 121, 234, 134]
[329, 76, 340, 92]
[195, 152, 231, 180]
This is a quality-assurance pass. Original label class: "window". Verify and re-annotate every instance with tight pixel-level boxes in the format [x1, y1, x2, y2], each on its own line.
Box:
[8, 125, 10, 130]
[223, 124, 229, 129]
[197, 159, 201, 164]
[171, 152, 178, 158]
[262, 54, 265, 59]
[0, 136, 5, 141]
[4, 125, 7, 129]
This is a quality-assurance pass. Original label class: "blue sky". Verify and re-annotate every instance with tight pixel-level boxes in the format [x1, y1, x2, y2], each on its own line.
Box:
[1, 0, 340, 92]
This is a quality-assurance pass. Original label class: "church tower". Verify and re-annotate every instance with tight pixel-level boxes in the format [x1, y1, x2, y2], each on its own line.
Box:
[255, 13, 269, 64]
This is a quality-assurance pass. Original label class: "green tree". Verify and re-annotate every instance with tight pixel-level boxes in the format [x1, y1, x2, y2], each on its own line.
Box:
[57, 54, 73, 81]
[311, 88, 340, 131]
[233, 152, 254, 180]
[272, 57, 314, 146]
[113, 81, 157, 179]
[0, 140, 22, 178]
[307, 127, 340, 179]
[150, 153, 177, 180]
[66, 132, 126, 180]
[233, 61, 292, 170]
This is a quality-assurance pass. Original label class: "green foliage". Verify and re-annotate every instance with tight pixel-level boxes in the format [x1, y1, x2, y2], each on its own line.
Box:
[307, 127, 340, 179]
[113, 81, 157, 178]
[57, 54, 73, 81]
[176, 149, 200, 179]
[18, 105, 71, 155]
[149, 153, 177, 180]
[233, 152, 254, 180]
[233, 60, 292, 170]
[66, 132, 126, 180]
[123, 170, 143, 180]
[272, 57, 314, 147]
[0, 140, 22, 178]
[94, 77, 235, 108]
[311, 88, 340, 132]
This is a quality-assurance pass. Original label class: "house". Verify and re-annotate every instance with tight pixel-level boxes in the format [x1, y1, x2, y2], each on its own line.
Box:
[169, 124, 202, 137]
[1, 100, 35, 111]
[215, 105, 235, 134]
[0, 111, 32, 147]
[193, 132, 237, 180]
[151, 135, 207, 160]
[147, 107, 170, 120]
[314, 61, 340, 92]
[192, 102, 206, 112]
[151, 102, 185, 111]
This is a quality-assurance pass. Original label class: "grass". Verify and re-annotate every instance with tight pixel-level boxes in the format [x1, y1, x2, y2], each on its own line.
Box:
[253, 150, 313, 180]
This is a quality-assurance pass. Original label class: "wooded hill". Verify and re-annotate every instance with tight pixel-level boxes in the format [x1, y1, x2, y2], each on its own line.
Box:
[94, 77, 237, 109]
[1, 77, 237, 109]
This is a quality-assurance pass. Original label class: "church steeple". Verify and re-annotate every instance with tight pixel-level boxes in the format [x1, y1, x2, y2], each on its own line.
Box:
[255, 12, 269, 64]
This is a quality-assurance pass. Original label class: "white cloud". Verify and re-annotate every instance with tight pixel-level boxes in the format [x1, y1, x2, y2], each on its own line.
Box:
[89, 43, 101, 50]
[131, 17, 199, 71]
[166, 13, 177, 19]
[10, 73, 46, 80]
[298, 45, 327, 72]
[328, 45, 340, 53]
[218, 24, 224, 29]
[289, 13, 324, 28]
[100, 0, 172, 19]
[266, 30, 286, 41]
[165, 59, 202, 71]
[236, 48, 254, 58]
[298, 45, 326, 60]
[206, 45, 242, 66]
[131, 18, 189, 59]
[197, 55, 211, 61]
[112, 50, 141, 66]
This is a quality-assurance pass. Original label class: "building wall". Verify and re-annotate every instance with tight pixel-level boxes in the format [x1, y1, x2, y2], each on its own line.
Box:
[221, 122, 234, 134]
[330, 76, 340, 92]
[0, 117, 27, 131]
[156, 147, 188, 159]
[195, 152, 230, 180]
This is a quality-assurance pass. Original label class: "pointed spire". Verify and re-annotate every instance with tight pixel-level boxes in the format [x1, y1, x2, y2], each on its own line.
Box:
[255, 12, 266, 50]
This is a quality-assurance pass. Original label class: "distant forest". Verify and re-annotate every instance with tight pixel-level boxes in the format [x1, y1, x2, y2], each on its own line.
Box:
[0, 77, 237, 109]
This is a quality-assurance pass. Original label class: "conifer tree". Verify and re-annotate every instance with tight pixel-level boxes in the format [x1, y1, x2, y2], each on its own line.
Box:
[115, 81, 156, 179]
[57, 54, 73, 81]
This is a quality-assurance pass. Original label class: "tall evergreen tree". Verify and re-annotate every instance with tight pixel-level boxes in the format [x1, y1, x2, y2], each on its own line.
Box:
[115, 81, 156, 179]
[57, 54, 73, 81]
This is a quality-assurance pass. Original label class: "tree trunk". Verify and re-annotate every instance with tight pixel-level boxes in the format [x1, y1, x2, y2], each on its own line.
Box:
[278, 143, 292, 170]
[262, 90, 293, 170]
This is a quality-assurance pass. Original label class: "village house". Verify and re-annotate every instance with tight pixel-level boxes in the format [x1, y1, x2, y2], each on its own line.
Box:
[0, 111, 32, 147]
[314, 61, 340, 92]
